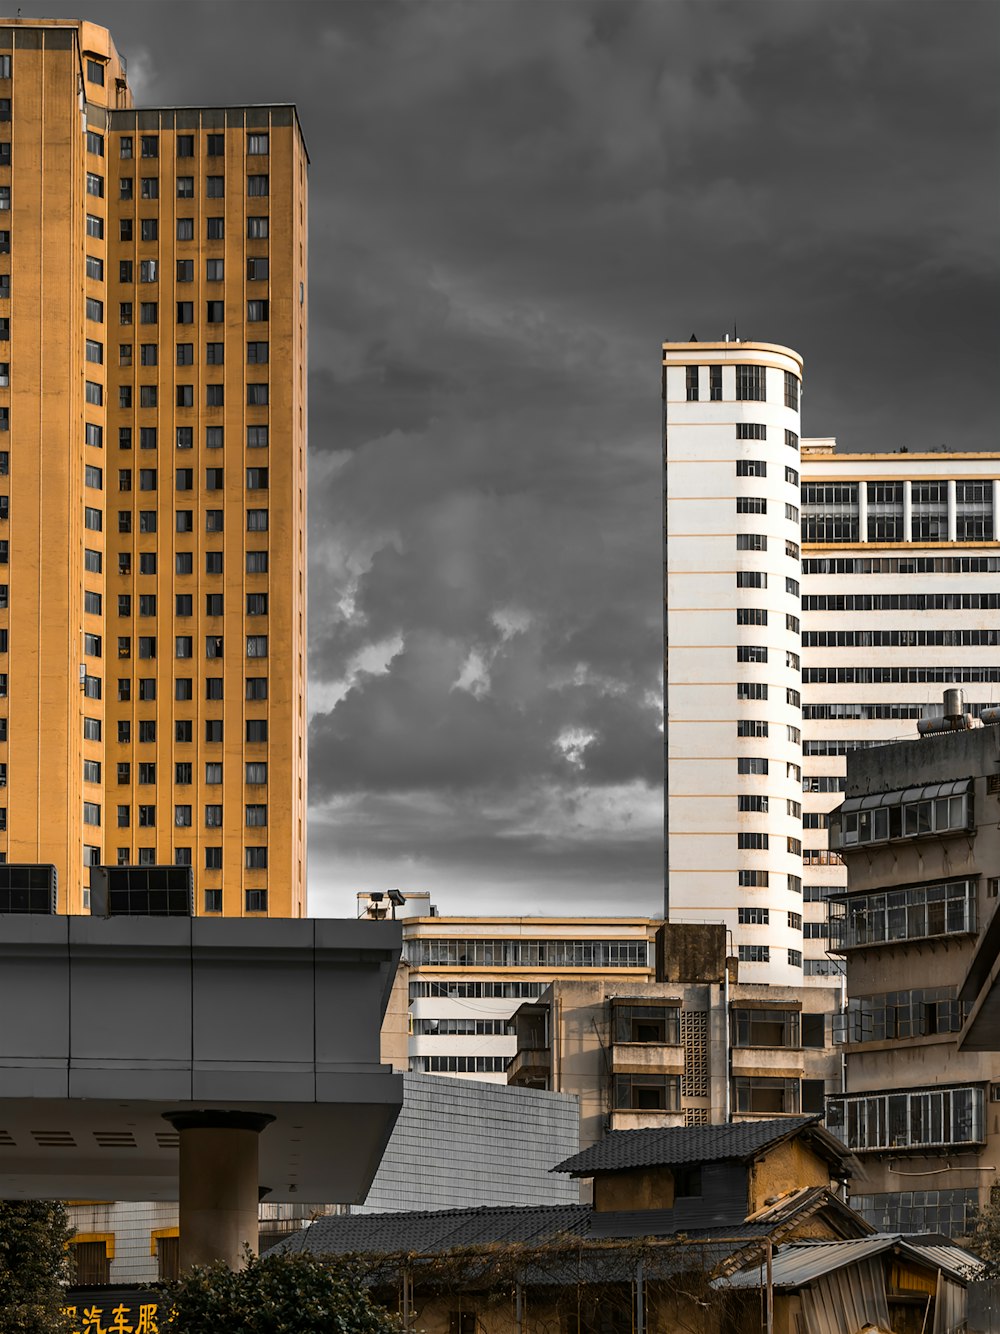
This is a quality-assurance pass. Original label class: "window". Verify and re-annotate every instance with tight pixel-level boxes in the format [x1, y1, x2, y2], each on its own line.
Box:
[734, 1077, 799, 1115]
[176, 511, 193, 533]
[205, 510, 224, 532]
[738, 832, 768, 852]
[138, 510, 156, 533]
[176, 469, 193, 492]
[246, 593, 268, 616]
[685, 366, 699, 401]
[738, 945, 770, 963]
[139, 259, 157, 284]
[206, 551, 223, 574]
[248, 133, 269, 155]
[736, 459, 766, 477]
[246, 846, 269, 870]
[206, 258, 224, 281]
[120, 302, 133, 326]
[205, 593, 224, 616]
[87, 172, 105, 198]
[87, 297, 105, 324]
[206, 384, 224, 406]
[732, 1008, 797, 1047]
[176, 385, 193, 408]
[206, 342, 224, 364]
[247, 216, 269, 239]
[246, 550, 268, 574]
[736, 364, 765, 401]
[246, 762, 267, 785]
[205, 635, 224, 659]
[738, 906, 770, 925]
[176, 552, 193, 575]
[176, 678, 193, 701]
[827, 1087, 983, 1153]
[205, 804, 223, 828]
[247, 259, 269, 282]
[247, 174, 269, 196]
[247, 508, 269, 531]
[246, 889, 269, 913]
[246, 678, 268, 701]
[205, 762, 223, 784]
[245, 804, 267, 827]
[246, 635, 268, 658]
[139, 302, 157, 325]
[738, 795, 767, 812]
[206, 176, 224, 199]
[140, 177, 158, 200]
[247, 299, 268, 322]
[86, 256, 104, 284]
[736, 608, 767, 626]
[176, 301, 193, 324]
[176, 720, 192, 743]
[831, 877, 977, 949]
[246, 719, 268, 742]
[247, 425, 269, 448]
[207, 217, 224, 239]
[119, 135, 133, 159]
[246, 383, 268, 406]
[84, 507, 102, 532]
[736, 533, 766, 551]
[206, 133, 225, 156]
[613, 1074, 679, 1111]
[205, 676, 223, 698]
[736, 719, 768, 737]
[85, 464, 103, 489]
[736, 646, 767, 663]
[736, 571, 766, 589]
[175, 636, 192, 659]
[206, 301, 225, 323]
[784, 370, 799, 410]
[737, 757, 768, 775]
[736, 496, 766, 514]
[736, 423, 766, 440]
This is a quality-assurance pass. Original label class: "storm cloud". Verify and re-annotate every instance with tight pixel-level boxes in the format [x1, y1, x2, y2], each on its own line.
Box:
[66, 0, 999, 913]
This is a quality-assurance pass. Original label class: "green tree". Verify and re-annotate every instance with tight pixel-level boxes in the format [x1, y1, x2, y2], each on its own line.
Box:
[161, 1250, 402, 1334]
[0, 1200, 74, 1333]
[964, 1187, 1000, 1275]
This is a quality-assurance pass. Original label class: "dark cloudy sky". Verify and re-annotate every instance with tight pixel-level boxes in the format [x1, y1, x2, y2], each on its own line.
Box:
[48, 0, 999, 917]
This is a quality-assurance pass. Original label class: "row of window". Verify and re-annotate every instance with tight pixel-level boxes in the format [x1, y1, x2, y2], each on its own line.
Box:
[407, 939, 649, 968]
[849, 1190, 978, 1240]
[736, 759, 802, 780]
[88, 173, 270, 201]
[83, 716, 269, 741]
[738, 945, 803, 967]
[737, 906, 802, 926]
[86, 509, 270, 534]
[95, 760, 267, 784]
[84, 300, 270, 326]
[738, 796, 802, 816]
[110, 258, 270, 284]
[829, 878, 977, 950]
[732, 1009, 826, 1049]
[114, 468, 269, 492]
[413, 1018, 514, 1036]
[803, 555, 1000, 574]
[82, 634, 270, 660]
[85, 214, 270, 245]
[736, 684, 801, 707]
[408, 981, 548, 999]
[108, 805, 269, 829]
[802, 702, 991, 720]
[846, 988, 968, 1044]
[736, 611, 801, 632]
[684, 365, 799, 408]
[735, 498, 800, 522]
[102, 384, 271, 408]
[85, 555, 267, 588]
[802, 514, 993, 543]
[736, 535, 801, 559]
[827, 1087, 983, 1152]
[108, 132, 271, 159]
[736, 648, 801, 669]
[803, 593, 1000, 611]
[803, 628, 1000, 647]
[99, 425, 270, 449]
[736, 721, 801, 741]
[736, 459, 800, 483]
[738, 872, 803, 892]
[802, 481, 993, 505]
[115, 341, 270, 367]
[736, 573, 801, 596]
[837, 789, 970, 850]
[803, 666, 1000, 684]
[112, 595, 269, 621]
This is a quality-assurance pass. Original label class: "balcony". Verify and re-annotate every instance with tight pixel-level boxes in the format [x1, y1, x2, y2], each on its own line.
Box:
[611, 1042, 684, 1076]
[730, 1046, 803, 1076]
[506, 1046, 550, 1086]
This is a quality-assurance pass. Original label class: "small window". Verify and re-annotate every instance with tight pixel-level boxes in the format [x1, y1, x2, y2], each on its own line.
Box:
[206, 258, 224, 281]
[247, 299, 268, 322]
[206, 175, 225, 198]
[247, 216, 269, 239]
[119, 176, 133, 199]
[177, 135, 194, 158]
[206, 342, 224, 364]
[207, 216, 224, 240]
[206, 133, 225, 156]
[248, 133, 269, 156]
[87, 59, 105, 86]
[206, 384, 224, 406]
[140, 217, 158, 242]
[176, 176, 194, 198]
[247, 259, 269, 282]
[177, 217, 194, 241]
[246, 889, 268, 913]
[120, 136, 133, 159]
[206, 301, 225, 323]
[247, 383, 268, 406]
[176, 342, 194, 366]
[247, 174, 269, 197]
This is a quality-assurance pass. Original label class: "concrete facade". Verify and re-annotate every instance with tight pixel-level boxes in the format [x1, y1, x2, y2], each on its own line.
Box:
[508, 926, 841, 1151]
[827, 716, 1000, 1236]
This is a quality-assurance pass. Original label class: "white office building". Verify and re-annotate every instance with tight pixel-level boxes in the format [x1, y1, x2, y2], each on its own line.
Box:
[664, 337, 1000, 985]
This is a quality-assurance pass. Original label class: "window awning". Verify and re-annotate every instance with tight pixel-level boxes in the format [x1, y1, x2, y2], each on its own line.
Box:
[839, 777, 971, 816]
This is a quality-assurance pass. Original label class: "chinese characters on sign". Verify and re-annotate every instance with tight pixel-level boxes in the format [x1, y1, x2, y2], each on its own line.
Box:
[63, 1300, 160, 1334]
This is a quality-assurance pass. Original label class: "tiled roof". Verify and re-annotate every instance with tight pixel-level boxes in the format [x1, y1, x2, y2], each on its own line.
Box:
[272, 1203, 591, 1257]
[552, 1117, 838, 1176]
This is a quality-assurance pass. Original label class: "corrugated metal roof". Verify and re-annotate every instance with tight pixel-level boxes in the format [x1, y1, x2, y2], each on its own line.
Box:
[716, 1235, 984, 1290]
[552, 1116, 845, 1176]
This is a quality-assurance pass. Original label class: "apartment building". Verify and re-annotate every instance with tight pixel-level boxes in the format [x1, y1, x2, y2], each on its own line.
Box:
[359, 893, 659, 1081]
[663, 337, 1000, 986]
[826, 707, 1000, 1237]
[507, 923, 840, 1150]
[0, 20, 307, 914]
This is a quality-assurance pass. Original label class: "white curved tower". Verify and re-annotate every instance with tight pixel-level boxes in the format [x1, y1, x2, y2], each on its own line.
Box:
[663, 340, 804, 984]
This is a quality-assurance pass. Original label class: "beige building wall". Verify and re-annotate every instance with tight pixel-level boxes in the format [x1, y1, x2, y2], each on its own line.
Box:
[1, 19, 306, 916]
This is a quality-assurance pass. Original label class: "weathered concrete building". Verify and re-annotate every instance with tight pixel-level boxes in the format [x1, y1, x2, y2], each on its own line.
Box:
[828, 701, 1000, 1235]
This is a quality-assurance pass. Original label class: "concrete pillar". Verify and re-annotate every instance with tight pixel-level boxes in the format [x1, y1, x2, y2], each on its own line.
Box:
[165, 1110, 274, 1272]
[857, 480, 868, 543]
[902, 479, 912, 542]
[947, 479, 957, 542]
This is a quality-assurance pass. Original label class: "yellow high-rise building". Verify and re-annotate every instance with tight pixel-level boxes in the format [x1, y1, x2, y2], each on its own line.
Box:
[0, 19, 307, 916]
